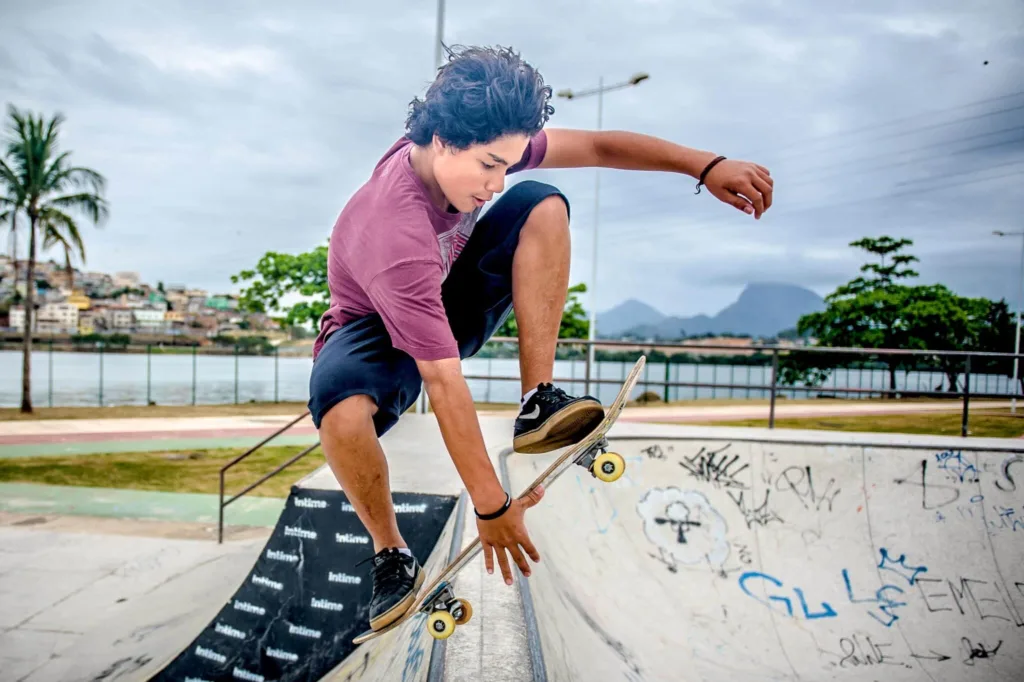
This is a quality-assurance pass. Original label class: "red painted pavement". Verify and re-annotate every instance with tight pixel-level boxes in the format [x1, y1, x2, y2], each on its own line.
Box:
[0, 425, 321, 446]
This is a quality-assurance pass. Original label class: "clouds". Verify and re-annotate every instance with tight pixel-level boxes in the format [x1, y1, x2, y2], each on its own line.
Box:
[1, 0, 1022, 317]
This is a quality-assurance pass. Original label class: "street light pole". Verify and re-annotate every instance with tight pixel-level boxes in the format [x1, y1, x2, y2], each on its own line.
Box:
[419, 0, 446, 416]
[434, 0, 445, 71]
[587, 77, 603, 389]
[994, 230, 1024, 412]
[557, 72, 649, 395]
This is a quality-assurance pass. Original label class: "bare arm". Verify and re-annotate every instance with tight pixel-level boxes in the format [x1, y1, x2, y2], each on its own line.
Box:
[538, 128, 774, 218]
[416, 357, 507, 513]
[416, 356, 545, 585]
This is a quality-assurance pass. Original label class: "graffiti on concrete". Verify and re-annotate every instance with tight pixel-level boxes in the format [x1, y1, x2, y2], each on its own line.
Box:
[637, 488, 730, 573]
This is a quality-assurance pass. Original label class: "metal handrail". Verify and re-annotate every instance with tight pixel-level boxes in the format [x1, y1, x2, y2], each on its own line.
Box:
[474, 339, 1024, 437]
[488, 335, 1024, 360]
[217, 410, 319, 543]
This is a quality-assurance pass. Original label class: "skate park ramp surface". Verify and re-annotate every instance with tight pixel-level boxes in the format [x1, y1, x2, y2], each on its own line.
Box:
[502, 429, 1024, 682]
[20, 487, 460, 682]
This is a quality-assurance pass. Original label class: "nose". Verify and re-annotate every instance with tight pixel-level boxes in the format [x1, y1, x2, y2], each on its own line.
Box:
[484, 173, 505, 195]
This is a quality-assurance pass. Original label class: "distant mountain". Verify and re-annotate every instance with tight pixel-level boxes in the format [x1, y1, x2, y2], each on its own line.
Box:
[597, 283, 824, 339]
[596, 299, 666, 337]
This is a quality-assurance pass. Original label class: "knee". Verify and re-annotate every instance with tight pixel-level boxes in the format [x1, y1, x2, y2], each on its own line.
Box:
[523, 195, 570, 237]
[320, 394, 378, 434]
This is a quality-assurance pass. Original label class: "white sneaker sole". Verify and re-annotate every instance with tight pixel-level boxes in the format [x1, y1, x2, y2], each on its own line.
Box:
[513, 401, 604, 454]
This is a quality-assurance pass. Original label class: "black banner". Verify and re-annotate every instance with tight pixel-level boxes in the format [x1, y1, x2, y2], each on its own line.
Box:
[151, 487, 457, 682]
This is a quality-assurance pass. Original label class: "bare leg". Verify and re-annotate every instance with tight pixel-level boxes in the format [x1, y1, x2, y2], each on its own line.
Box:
[512, 196, 571, 396]
[319, 395, 405, 553]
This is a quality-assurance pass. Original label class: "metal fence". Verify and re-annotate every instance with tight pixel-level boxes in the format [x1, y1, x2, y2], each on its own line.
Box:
[0, 341, 297, 408]
[454, 337, 1024, 438]
[3, 336, 1023, 437]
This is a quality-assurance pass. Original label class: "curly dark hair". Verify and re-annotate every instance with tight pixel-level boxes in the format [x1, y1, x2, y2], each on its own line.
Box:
[405, 44, 555, 149]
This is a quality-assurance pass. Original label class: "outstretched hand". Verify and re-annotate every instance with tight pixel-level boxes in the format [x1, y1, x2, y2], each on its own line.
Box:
[702, 159, 774, 219]
[477, 485, 545, 586]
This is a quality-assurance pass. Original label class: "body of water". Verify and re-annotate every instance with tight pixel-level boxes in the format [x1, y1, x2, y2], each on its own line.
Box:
[0, 349, 1013, 408]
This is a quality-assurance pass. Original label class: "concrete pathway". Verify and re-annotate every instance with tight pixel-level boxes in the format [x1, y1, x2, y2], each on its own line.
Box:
[0, 483, 286, 527]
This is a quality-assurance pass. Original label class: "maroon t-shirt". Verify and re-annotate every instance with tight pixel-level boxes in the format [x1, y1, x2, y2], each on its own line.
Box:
[313, 131, 548, 361]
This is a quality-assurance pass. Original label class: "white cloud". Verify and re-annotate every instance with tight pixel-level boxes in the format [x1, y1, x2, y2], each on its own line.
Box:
[1, 0, 1022, 319]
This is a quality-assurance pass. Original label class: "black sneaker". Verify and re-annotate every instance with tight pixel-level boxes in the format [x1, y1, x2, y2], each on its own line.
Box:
[365, 548, 425, 630]
[513, 383, 604, 454]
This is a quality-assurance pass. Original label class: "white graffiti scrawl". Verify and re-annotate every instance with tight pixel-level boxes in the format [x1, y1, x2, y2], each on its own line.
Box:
[637, 488, 730, 573]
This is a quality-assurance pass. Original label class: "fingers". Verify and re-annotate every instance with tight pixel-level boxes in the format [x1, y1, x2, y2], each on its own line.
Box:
[508, 544, 531, 578]
[495, 545, 513, 585]
[483, 541, 495, 576]
[519, 484, 545, 509]
[711, 161, 773, 219]
[520, 535, 541, 563]
[730, 194, 754, 215]
[745, 181, 766, 218]
[752, 175, 773, 211]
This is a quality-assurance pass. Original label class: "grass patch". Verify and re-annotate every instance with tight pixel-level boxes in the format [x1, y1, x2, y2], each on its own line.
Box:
[0, 444, 324, 497]
[690, 408, 1024, 439]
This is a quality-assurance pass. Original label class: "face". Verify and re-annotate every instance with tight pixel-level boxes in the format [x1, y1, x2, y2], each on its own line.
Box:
[431, 133, 531, 213]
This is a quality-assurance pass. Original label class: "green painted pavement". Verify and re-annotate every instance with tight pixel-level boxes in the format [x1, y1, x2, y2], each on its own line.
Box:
[0, 482, 287, 526]
[0, 433, 320, 458]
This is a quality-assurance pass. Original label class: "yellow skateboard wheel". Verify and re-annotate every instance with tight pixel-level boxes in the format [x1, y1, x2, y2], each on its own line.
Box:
[428, 611, 456, 640]
[453, 598, 473, 625]
[593, 452, 625, 482]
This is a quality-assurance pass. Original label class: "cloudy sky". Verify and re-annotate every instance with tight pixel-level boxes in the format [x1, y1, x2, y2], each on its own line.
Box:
[2, 0, 1022, 319]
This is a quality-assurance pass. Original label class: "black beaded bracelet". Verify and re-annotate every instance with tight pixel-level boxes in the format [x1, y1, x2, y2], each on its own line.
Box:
[475, 492, 511, 520]
[694, 155, 727, 194]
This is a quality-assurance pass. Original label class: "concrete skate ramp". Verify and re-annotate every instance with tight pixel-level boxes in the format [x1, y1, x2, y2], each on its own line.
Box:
[23, 489, 459, 682]
[504, 433, 1024, 681]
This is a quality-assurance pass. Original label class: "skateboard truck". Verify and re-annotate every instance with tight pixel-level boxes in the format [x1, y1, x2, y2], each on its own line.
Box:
[574, 437, 626, 483]
[420, 581, 473, 640]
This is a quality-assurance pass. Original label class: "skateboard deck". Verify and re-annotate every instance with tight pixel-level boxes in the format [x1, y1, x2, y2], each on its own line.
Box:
[353, 355, 647, 644]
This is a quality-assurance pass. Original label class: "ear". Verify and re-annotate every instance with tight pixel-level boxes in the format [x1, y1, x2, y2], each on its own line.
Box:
[431, 134, 449, 155]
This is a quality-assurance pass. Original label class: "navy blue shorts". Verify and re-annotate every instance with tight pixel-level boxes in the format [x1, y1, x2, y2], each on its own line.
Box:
[308, 180, 570, 435]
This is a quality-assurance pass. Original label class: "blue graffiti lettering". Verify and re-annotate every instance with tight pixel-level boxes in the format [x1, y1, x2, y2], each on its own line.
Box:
[935, 450, 979, 483]
[878, 548, 928, 585]
[793, 587, 838, 619]
[738, 571, 836, 620]
[843, 570, 908, 628]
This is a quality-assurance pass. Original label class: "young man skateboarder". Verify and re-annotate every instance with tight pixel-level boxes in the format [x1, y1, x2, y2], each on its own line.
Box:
[307, 45, 773, 632]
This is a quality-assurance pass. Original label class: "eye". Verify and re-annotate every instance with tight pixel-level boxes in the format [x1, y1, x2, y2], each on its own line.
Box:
[481, 161, 496, 170]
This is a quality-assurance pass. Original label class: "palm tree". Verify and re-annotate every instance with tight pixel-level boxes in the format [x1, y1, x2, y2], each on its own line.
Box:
[41, 207, 87, 290]
[0, 104, 108, 413]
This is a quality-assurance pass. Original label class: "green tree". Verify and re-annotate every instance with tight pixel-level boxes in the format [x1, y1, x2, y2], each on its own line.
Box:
[841, 236, 919, 294]
[495, 282, 590, 339]
[233, 242, 593, 344]
[0, 105, 108, 413]
[231, 244, 329, 329]
[792, 237, 1002, 395]
[974, 298, 1023, 393]
[889, 285, 991, 392]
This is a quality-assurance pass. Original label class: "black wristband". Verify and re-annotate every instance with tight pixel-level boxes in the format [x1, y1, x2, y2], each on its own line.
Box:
[694, 155, 727, 194]
[475, 492, 511, 520]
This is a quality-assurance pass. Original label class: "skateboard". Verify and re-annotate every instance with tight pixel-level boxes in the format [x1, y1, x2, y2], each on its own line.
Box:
[353, 355, 647, 644]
